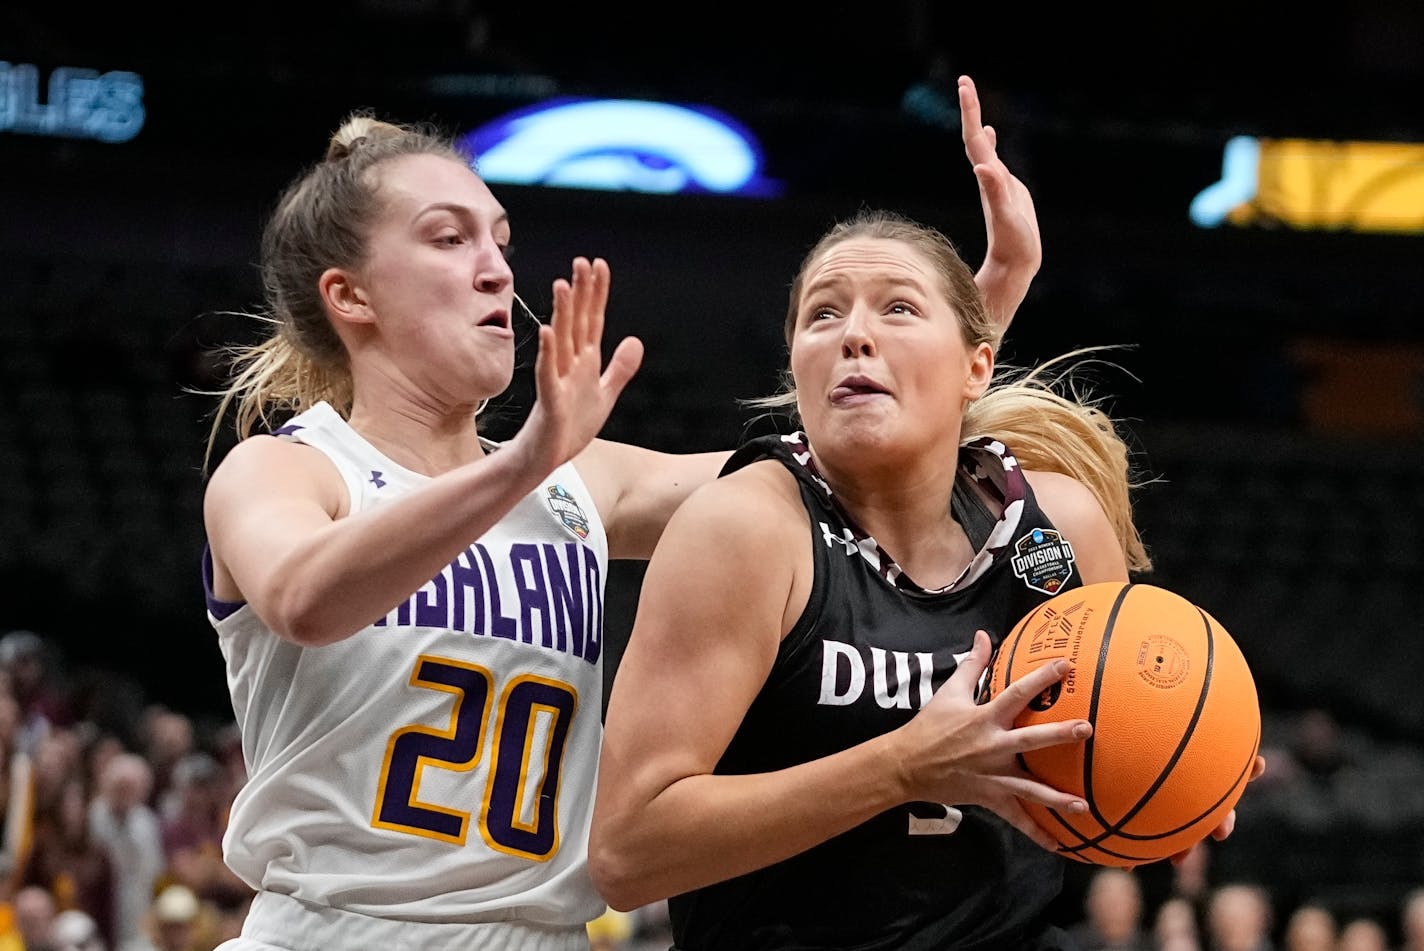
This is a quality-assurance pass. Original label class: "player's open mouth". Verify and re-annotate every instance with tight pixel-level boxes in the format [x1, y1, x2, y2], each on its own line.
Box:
[830, 374, 890, 403]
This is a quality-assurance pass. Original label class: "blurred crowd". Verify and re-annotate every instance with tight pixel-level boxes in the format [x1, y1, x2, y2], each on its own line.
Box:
[1058, 858, 1424, 951]
[0, 629, 251, 951]
[585, 855, 1424, 951]
[1, 622, 1421, 951]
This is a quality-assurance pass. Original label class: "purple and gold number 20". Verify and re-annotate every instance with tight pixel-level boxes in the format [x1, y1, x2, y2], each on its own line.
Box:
[371, 654, 578, 861]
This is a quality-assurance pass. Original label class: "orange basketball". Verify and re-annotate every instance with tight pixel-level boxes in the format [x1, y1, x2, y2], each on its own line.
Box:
[987, 581, 1260, 867]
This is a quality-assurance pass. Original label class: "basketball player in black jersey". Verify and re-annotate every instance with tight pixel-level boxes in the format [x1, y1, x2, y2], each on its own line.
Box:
[590, 210, 1263, 951]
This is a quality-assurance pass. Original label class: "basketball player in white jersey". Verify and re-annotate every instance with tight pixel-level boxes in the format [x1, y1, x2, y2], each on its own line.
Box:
[200, 76, 1042, 951]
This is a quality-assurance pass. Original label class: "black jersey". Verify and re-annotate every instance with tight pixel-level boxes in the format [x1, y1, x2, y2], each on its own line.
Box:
[668, 432, 1085, 951]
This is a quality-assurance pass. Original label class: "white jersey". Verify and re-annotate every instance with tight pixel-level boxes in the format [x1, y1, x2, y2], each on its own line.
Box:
[206, 402, 608, 931]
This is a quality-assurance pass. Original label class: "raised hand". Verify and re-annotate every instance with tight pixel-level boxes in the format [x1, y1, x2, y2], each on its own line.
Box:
[960, 74, 1041, 335]
[517, 257, 643, 474]
[897, 629, 1090, 853]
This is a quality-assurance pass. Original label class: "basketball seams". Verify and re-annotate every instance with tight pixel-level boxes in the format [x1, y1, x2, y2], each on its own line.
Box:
[1088, 601, 1219, 838]
[1061, 597, 1227, 860]
[1079, 582, 1132, 830]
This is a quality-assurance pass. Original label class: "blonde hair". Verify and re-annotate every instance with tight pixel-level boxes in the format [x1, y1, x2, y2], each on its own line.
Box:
[967, 352, 1151, 571]
[748, 208, 1151, 572]
[201, 112, 471, 471]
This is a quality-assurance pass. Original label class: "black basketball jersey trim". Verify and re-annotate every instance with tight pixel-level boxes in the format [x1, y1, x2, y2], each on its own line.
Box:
[721, 430, 1036, 594]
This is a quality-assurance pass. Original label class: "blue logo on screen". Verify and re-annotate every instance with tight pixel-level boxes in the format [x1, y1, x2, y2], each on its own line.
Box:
[1189, 136, 1260, 227]
[459, 97, 780, 197]
[0, 62, 145, 143]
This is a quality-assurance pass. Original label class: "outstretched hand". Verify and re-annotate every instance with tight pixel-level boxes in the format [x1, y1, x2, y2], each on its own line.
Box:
[960, 74, 1041, 335]
[899, 629, 1090, 853]
[518, 257, 643, 473]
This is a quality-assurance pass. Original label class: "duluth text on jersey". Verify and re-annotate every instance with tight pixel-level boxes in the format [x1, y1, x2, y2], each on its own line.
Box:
[817, 639, 943, 710]
[374, 539, 604, 664]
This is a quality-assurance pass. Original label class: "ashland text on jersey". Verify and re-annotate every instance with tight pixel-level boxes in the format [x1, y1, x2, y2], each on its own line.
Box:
[375, 539, 603, 665]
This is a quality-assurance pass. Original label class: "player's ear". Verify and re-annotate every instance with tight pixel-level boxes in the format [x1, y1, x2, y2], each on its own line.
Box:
[964, 341, 993, 402]
[321, 268, 375, 326]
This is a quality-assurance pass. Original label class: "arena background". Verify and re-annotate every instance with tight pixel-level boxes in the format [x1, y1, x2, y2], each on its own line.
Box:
[2, 1, 1422, 925]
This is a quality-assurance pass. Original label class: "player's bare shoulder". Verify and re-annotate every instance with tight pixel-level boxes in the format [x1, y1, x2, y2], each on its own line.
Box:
[1021, 470, 1101, 527]
[204, 433, 348, 519]
[1022, 468, 1127, 583]
[668, 457, 805, 551]
[645, 457, 811, 638]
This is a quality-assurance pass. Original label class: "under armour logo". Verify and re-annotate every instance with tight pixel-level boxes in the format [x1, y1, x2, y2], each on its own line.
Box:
[819, 521, 856, 555]
[369, 470, 386, 489]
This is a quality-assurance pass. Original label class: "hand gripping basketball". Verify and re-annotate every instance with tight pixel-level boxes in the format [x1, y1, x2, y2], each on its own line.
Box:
[899, 629, 1092, 854]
